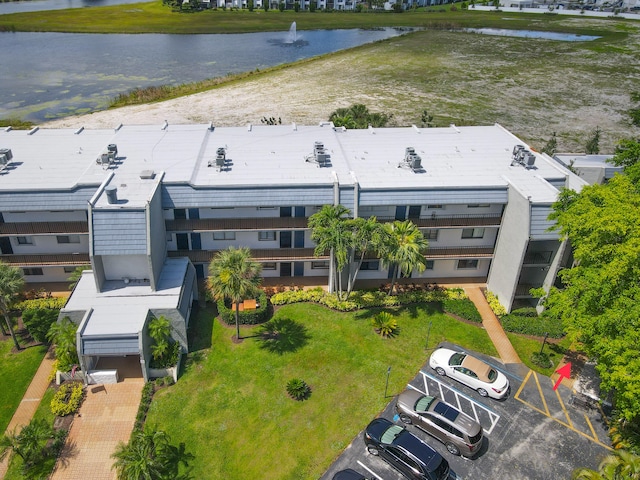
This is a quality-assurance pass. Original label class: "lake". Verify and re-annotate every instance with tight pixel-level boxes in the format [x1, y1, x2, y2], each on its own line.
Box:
[0, 28, 406, 123]
[0, 0, 150, 15]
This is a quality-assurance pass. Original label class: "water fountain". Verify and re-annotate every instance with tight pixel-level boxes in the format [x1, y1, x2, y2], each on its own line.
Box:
[286, 21, 298, 43]
[268, 21, 308, 47]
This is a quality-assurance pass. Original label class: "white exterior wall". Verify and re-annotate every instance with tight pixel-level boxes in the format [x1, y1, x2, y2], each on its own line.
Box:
[11, 234, 89, 254]
[102, 254, 150, 281]
[3, 210, 87, 222]
[355, 258, 491, 280]
[433, 227, 498, 247]
[22, 265, 76, 283]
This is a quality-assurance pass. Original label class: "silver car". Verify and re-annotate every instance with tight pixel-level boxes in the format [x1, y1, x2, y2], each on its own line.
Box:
[395, 389, 483, 457]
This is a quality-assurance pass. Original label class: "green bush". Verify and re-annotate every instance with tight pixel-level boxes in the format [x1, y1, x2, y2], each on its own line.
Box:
[150, 341, 181, 369]
[442, 298, 482, 323]
[371, 312, 398, 338]
[133, 382, 155, 433]
[531, 352, 553, 368]
[500, 310, 564, 338]
[484, 290, 507, 317]
[22, 308, 59, 343]
[286, 378, 311, 401]
[14, 297, 67, 312]
[50, 382, 84, 416]
[216, 291, 269, 326]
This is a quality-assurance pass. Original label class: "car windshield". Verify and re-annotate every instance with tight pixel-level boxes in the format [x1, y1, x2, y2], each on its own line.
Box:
[449, 353, 465, 366]
[433, 457, 450, 480]
[380, 424, 404, 445]
[488, 368, 497, 382]
[415, 395, 435, 413]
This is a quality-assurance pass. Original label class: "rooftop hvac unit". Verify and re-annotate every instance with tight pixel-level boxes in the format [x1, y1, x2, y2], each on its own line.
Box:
[525, 152, 536, 168]
[512, 144, 525, 158]
[216, 154, 225, 167]
[216, 147, 226, 158]
[97, 153, 111, 165]
[405, 147, 415, 162]
[316, 153, 329, 166]
[410, 154, 422, 171]
[107, 144, 118, 157]
[0, 148, 13, 161]
[0, 154, 8, 166]
[314, 141, 324, 150]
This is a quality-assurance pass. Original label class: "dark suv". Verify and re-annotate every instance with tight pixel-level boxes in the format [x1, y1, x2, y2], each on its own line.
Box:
[396, 389, 483, 457]
[364, 418, 454, 480]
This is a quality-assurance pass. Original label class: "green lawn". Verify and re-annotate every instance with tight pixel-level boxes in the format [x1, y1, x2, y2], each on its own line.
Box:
[0, 339, 48, 434]
[147, 302, 497, 479]
[508, 332, 573, 377]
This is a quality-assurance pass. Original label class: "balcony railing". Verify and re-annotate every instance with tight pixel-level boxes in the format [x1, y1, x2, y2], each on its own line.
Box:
[0, 253, 90, 266]
[166, 217, 309, 232]
[168, 248, 325, 263]
[375, 214, 502, 228]
[0, 222, 89, 236]
[425, 246, 494, 258]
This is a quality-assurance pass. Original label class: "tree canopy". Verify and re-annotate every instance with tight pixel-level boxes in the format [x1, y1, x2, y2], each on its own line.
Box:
[329, 104, 392, 129]
[0, 261, 25, 350]
[545, 139, 640, 422]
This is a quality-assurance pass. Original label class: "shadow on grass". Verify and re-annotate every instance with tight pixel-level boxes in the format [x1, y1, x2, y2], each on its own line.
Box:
[188, 304, 215, 352]
[352, 302, 442, 321]
[256, 317, 310, 355]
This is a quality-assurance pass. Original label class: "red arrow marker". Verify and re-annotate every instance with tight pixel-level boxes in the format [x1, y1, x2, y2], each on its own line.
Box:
[553, 362, 572, 390]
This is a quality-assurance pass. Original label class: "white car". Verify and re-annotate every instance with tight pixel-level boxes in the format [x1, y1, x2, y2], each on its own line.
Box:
[429, 347, 509, 399]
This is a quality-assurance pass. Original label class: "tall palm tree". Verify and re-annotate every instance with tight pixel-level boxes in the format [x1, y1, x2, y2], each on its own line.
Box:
[208, 247, 262, 341]
[572, 450, 640, 480]
[112, 429, 193, 480]
[0, 260, 24, 350]
[345, 216, 384, 297]
[309, 204, 352, 298]
[379, 220, 429, 295]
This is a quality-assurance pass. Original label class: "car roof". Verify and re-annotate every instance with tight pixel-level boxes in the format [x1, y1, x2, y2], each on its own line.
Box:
[332, 469, 368, 480]
[461, 354, 494, 382]
[394, 429, 445, 472]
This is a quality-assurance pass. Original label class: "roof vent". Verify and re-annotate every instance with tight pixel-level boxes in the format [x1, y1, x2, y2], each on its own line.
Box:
[511, 144, 536, 169]
[305, 141, 331, 167]
[398, 147, 423, 172]
[208, 147, 227, 171]
[105, 185, 118, 204]
[140, 170, 155, 179]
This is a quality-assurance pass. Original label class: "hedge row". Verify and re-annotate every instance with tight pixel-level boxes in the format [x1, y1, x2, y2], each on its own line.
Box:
[14, 297, 67, 312]
[217, 290, 269, 326]
[442, 298, 482, 323]
[500, 308, 564, 338]
[133, 382, 155, 433]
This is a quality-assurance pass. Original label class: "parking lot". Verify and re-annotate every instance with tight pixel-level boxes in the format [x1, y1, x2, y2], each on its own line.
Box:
[320, 342, 611, 480]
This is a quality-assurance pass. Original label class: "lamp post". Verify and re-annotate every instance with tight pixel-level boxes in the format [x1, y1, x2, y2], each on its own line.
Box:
[425, 321, 432, 350]
[540, 332, 549, 355]
[384, 366, 391, 398]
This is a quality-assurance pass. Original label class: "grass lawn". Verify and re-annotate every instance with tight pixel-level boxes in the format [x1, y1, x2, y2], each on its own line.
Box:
[507, 332, 573, 377]
[146, 302, 497, 479]
[0, 338, 48, 434]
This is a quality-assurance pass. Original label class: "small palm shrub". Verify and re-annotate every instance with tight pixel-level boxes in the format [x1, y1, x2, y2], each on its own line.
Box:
[371, 312, 398, 338]
[50, 382, 84, 416]
[286, 378, 311, 401]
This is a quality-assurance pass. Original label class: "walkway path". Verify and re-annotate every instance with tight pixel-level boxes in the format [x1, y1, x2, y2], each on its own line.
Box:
[463, 286, 522, 364]
[0, 347, 56, 479]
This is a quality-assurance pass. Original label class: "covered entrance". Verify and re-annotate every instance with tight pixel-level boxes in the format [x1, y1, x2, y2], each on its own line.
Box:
[93, 356, 144, 381]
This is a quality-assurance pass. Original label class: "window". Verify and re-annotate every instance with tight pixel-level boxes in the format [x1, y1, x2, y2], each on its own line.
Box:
[22, 268, 43, 276]
[258, 231, 276, 241]
[427, 204, 443, 209]
[63, 266, 77, 273]
[467, 204, 490, 208]
[57, 235, 81, 244]
[461, 228, 485, 239]
[457, 259, 479, 269]
[16, 236, 33, 245]
[262, 262, 277, 270]
[174, 209, 187, 220]
[311, 261, 329, 269]
[359, 206, 376, 213]
[213, 231, 235, 240]
[426, 260, 434, 270]
[360, 260, 379, 271]
[422, 229, 439, 240]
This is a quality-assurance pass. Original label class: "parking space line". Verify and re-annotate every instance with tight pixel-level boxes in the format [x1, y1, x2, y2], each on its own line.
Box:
[584, 414, 598, 440]
[554, 385, 573, 428]
[412, 371, 501, 435]
[357, 460, 383, 480]
[532, 371, 550, 416]
[514, 369, 532, 398]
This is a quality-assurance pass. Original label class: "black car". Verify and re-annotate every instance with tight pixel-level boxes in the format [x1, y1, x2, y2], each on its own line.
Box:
[364, 417, 454, 480]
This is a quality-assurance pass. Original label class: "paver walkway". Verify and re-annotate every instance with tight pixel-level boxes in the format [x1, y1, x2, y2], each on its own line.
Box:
[0, 347, 56, 479]
[50, 358, 144, 480]
[463, 286, 522, 364]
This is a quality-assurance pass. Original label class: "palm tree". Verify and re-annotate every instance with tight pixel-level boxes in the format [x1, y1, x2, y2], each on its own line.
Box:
[149, 315, 172, 362]
[0, 418, 54, 468]
[112, 429, 193, 480]
[208, 247, 262, 341]
[67, 264, 91, 290]
[46, 317, 78, 371]
[0, 260, 24, 350]
[572, 450, 640, 480]
[309, 205, 352, 298]
[379, 220, 429, 295]
[345, 216, 384, 297]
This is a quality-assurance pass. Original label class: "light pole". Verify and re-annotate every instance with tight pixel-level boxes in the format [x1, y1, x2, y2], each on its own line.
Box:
[425, 321, 432, 350]
[384, 366, 392, 398]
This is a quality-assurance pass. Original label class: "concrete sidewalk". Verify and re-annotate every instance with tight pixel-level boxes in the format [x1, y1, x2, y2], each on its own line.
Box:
[0, 347, 56, 479]
[463, 286, 522, 365]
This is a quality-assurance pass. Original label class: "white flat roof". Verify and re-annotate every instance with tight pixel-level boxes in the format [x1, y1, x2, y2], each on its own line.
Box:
[0, 123, 586, 204]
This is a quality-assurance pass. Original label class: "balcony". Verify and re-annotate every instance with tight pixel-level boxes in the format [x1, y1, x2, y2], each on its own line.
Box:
[0, 253, 90, 266]
[425, 246, 494, 259]
[168, 248, 326, 263]
[166, 217, 308, 232]
[0, 221, 89, 236]
[375, 214, 502, 228]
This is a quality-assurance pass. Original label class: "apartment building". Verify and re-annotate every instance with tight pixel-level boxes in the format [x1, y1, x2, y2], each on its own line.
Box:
[0, 122, 586, 317]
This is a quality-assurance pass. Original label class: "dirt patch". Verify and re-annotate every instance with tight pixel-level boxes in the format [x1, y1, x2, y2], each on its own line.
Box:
[42, 24, 640, 153]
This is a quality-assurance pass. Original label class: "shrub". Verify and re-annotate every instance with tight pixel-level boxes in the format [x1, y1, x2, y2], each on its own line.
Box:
[531, 352, 553, 368]
[286, 378, 311, 401]
[484, 290, 507, 317]
[133, 382, 155, 433]
[371, 312, 398, 338]
[23, 308, 59, 343]
[14, 297, 67, 312]
[216, 290, 269, 325]
[442, 298, 482, 323]
[50, 382, 84, 416]
[500, 309, 564, 338]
